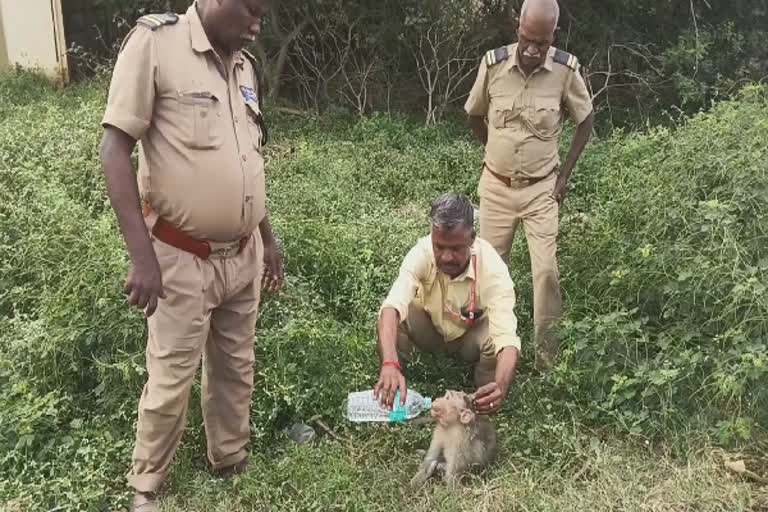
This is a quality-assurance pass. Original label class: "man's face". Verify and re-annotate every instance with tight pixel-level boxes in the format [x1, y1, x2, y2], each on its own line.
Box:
[516, 19, 554, 71]
[210, 0, 269, 53]
[431, 224, 474, 279]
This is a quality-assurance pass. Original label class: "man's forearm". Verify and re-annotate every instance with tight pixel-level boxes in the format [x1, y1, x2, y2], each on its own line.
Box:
[494, 347, 519, 393]
[100, 131, 153, 264]
[377, 307, 401, 364]
[258, 213, 277, 246]
[468, 115, 488, 146]
[559, 111, 594, 181]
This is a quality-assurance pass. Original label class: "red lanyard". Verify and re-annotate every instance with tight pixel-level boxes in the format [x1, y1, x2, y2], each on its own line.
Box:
[444, 250, 478, 325]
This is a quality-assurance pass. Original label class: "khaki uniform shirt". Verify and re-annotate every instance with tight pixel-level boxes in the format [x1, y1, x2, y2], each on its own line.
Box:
[381, 236, 522, 354]
[102, 5, 266, 242]
[464, 44, 593, 179]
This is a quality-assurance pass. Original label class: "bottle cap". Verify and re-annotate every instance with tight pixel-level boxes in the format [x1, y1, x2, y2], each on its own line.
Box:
[424, 397, 432, 409]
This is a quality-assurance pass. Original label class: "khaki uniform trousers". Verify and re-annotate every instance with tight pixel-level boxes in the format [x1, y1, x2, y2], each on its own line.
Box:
[396, 303, 496, 387]
[128, 230, 264, 493]
[478, 168, 562, 372]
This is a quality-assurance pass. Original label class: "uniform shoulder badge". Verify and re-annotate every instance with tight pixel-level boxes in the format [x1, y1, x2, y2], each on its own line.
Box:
[485, 46, 510, 67]
[241, 49, 265, 99]
[136, 13, 179, 31]
[552, 48, 579, 71]
[240, 49, 268, 146]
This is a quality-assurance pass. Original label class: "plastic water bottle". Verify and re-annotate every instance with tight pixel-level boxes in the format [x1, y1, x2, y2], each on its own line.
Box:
[345, 389, 432, 423]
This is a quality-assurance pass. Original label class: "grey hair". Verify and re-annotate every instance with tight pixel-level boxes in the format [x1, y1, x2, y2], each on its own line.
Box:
[520, 0, 560, 27]
[430, 193, 475, 233]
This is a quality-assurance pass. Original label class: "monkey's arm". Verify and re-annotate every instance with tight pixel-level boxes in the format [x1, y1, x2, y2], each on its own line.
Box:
[410, 438, 442, 488]
[442, 451, 465, 492]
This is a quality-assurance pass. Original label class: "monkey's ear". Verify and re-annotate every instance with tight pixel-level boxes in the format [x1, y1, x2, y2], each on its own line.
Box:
[459, 408, 475, 425]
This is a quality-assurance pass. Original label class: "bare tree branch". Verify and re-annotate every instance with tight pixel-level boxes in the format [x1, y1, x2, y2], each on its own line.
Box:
[406, 15, 481, 125]
[690, 0, 700, 76]
[288, 18, 356, 112]
[340, 51, 382, 118]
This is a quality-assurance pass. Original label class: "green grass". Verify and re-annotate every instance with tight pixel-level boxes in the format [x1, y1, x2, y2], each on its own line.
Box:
[159, 440, 762, 512]
[0, 70, 767, 510]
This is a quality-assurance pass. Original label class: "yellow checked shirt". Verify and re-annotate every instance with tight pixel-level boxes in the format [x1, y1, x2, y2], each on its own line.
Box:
[381, 236, 522, 354]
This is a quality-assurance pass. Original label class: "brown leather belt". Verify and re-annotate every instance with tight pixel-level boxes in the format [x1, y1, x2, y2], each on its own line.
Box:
[143, 204, 248, 260]
[484, 163, 553, 188]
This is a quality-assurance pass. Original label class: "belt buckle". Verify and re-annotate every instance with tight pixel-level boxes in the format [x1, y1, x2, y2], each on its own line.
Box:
[508, 176, 528, 189]
[209, 241, 240, 258]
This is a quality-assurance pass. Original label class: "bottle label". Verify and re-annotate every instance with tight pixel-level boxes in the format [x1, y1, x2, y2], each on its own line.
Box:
[388, 390, 407, 422]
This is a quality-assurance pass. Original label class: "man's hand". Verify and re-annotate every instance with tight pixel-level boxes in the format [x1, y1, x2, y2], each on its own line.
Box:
[374, 365, 407, 409]
[101, 126, 165, 317]
[468, 115, 488, 146]
[551, 175, 568, 206]
[472, 381, 507, 415]
[552, 110, 594, 208]
[124, 256, 165, 317]
[261, 239, 284, 293]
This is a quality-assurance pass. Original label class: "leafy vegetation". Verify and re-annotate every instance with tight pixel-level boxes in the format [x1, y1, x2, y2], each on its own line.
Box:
[67, 0, 768, 129]
[0, 70, 767, 510]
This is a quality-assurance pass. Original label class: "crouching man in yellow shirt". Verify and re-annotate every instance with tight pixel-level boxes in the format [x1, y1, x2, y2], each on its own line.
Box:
[374, 193, 522, 415]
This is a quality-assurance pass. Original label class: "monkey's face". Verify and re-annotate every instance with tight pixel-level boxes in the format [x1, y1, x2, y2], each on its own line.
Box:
[430, 390, 476, 427]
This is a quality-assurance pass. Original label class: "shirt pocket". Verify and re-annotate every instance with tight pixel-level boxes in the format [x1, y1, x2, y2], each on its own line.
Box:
[177, 90, 223, 150]
[533, 95, 562, 134]
[491, 97, 520, 129]
[244, 98, 266, 152]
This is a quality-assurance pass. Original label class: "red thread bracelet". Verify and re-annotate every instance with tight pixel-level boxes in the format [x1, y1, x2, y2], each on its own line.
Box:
[382, 361, 402, 372]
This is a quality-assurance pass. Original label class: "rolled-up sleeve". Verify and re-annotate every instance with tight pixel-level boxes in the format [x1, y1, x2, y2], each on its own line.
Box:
[101, 26, 157, 140]
[564, 65, 593, 125]
[380, 244, 429, 323]
[464, 57, 490, 117]
[482, 269, 522, 354]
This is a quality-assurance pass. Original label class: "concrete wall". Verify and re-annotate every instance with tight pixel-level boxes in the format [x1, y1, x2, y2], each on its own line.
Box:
[61, 0, 112, 81]
[0, 0, 68, 81]
[0, 5, 8, 70]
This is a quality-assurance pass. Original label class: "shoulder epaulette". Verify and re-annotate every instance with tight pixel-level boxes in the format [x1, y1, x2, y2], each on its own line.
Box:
[552, 48, 579, 71]
[485, 46, 510, 67]
[242, 49, 258, 72]
[136, 13, 179, 31]
[241, 49, 268, 146]
[241, 49, 264, 101]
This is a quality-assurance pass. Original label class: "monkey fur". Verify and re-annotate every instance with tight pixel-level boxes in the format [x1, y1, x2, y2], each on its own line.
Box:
[410, 389, 497, 490]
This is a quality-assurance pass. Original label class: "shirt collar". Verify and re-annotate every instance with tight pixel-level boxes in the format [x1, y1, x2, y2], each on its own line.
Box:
[188, 3, 212, 53]
[188, 2, 245, 66]
[509, 43, 554, 74]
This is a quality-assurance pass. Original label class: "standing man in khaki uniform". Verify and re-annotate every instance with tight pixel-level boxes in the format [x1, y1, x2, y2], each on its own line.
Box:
[464, 0, 594, 372]
[98, 1, 281, 509]
[374, 194, 522, 416]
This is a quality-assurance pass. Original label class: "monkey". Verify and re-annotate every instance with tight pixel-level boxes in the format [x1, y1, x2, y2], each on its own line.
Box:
[409, 389, 497, 491]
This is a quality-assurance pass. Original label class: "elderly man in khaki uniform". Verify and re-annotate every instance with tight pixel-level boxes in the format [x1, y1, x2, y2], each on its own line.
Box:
[464, 0, 594, 373]
[374, 193, 522, 416]
[98, 1, 282, 509]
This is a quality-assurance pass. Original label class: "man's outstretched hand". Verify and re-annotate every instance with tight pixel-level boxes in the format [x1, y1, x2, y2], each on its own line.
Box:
[473, 382, 506, 415]
[374, 365, 407, 409]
